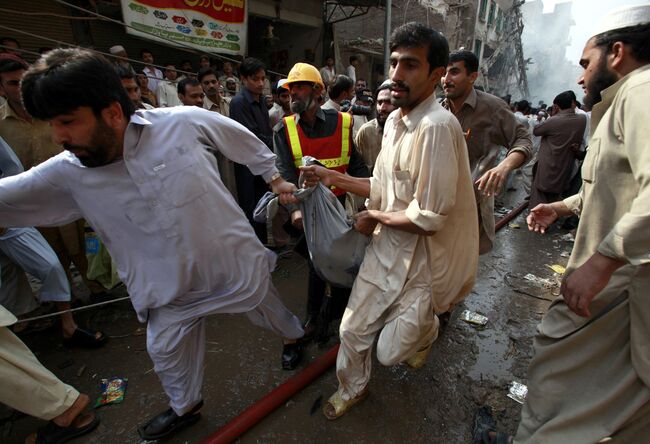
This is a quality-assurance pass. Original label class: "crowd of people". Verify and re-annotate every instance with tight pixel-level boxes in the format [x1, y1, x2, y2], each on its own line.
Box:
[0, 3, 649, 443]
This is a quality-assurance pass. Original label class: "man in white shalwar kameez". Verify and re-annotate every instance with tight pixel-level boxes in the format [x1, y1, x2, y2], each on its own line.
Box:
[520, 6, 650, 444]
[297, 23, 478, 419]
[0, 48, 304, 441]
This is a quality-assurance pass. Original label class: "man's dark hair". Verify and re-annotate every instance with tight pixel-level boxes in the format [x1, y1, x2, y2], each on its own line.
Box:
[329, 75, 354, 100]
[553, 91, 574, 110]
[177, 77, 201, 94]
[163, 63, 175, 69]
[594, 23, 650, 63]
[0, 57, 28, 76]
[239, 57, 265, 78]
[448, 50, 479, 74]
[514, 100, 530, 114]
[21, 48, 136, 119]
[116, 66, 135, 80]
[349, 55, 359, 64]
[140, 48, 152, 58]
[389, 22, 449, 73]
[563, 90, 577, 101]
[197, 67, 217, 83]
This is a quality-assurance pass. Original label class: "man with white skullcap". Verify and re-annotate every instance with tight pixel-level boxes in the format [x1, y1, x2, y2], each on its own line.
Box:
[518, 4, 650, 443]
[109, 44, 135, 76]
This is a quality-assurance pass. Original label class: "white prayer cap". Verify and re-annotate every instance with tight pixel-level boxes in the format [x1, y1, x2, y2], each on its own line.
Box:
[277, 78, 289, 90]
[109, 45, 126, 55]
[591, 4, 650, 37]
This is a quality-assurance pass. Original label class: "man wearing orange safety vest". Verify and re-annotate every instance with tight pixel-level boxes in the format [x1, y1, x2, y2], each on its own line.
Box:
[273, 63, 369, 342]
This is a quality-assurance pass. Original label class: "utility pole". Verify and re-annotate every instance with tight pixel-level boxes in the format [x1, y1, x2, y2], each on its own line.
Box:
[383, 0, 391, 79]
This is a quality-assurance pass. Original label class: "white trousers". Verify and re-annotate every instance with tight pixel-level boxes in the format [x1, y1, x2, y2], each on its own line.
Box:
[146, 284, 303, 415]
[336, 288, 439, 401]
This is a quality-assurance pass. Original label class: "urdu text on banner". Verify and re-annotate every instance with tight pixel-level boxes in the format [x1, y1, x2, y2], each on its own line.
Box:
[120, 0, 247, 55]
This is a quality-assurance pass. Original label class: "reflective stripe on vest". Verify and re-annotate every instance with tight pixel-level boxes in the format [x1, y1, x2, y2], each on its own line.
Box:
[284, 112, 352, 169]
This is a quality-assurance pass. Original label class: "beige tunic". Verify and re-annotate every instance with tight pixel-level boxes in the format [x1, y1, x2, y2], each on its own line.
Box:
[354, 118, 383, 173]
[516, 65, 650, 443]
[356, 91, 478, 322]
[335, 92, 478, 400]
[443, 89, 531, 253]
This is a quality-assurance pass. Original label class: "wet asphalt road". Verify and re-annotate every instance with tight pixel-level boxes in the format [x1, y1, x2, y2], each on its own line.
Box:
[3, 176, 574, 443]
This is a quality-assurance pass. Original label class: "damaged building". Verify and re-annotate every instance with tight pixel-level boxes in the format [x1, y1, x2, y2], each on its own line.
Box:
[329, 0, 529, 99]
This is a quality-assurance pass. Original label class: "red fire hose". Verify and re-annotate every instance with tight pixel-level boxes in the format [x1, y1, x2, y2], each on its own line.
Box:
[202, 201, 528, 444]
[201, 345, 340, 444]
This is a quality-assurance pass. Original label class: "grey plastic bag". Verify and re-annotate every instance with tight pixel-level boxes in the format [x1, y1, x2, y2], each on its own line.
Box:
[295, 157, 370, 288]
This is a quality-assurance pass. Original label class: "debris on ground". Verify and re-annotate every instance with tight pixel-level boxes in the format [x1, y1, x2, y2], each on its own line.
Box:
[508, 223, 521, 229]
[559, 233, 575, 242]
[94, 377, 128, 408]
[507, 381, 528, 404]
[546, 264, 566, 275]
[460, 310, 489, 327]
[522, 273, 556, 288]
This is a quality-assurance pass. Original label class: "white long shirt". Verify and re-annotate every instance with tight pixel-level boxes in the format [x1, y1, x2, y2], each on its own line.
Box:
[156, 80, 182, 107]
[0, 107, 280, 321]
[143, 66, 164, 93]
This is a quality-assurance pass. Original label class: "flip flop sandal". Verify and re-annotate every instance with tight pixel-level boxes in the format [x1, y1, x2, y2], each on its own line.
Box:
[34, 413, 99, 444]
[62, 328, 107, 348]
[323, 389, 369, 420]
[405, 343, 433, 369]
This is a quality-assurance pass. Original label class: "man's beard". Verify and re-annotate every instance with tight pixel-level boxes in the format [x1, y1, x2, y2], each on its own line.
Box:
[584, 57, 618, 108]
[291, 95, 313, 114]
[64, 119, 117, 168]
[377, 114, 388, 128]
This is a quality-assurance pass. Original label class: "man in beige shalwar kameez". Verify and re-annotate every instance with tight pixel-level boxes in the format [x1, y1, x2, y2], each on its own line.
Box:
[522, 6, 650, 443]
[298, 22, 478, 420]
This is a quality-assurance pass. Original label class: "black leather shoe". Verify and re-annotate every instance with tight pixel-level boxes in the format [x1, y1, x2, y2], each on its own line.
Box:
[282, 342, 303, 370]
[137, 400, 203, 440]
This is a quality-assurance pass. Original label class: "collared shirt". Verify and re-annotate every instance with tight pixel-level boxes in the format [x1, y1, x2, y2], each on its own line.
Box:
[273, 107, 369, 213]
[564, 64, 650, 269]
[143, 66, 164, 92]
[354, 118, 383, 173]
[0, 103, 62, 169]
[0, 106, 280, 321]
[361, 91, 478, 315]
[156, 80, 182, 107]
[269, 102, 290, 128]
[319, 66, 336, 86]
[230, 88, 273, 149]
[203, 95, 230, 117]
[532, 108, 586, 195]
[442, 88, 532, 177]
[442, 88, 532, 253]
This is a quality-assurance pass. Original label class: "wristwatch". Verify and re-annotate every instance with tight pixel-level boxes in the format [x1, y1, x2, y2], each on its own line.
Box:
[268, 172, 282, 183]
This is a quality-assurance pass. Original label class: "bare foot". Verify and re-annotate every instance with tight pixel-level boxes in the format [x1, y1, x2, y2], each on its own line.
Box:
[52, 393, 90, 427]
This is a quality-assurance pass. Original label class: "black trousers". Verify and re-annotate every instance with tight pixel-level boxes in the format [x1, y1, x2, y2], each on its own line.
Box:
[234, 163, 268, 243]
